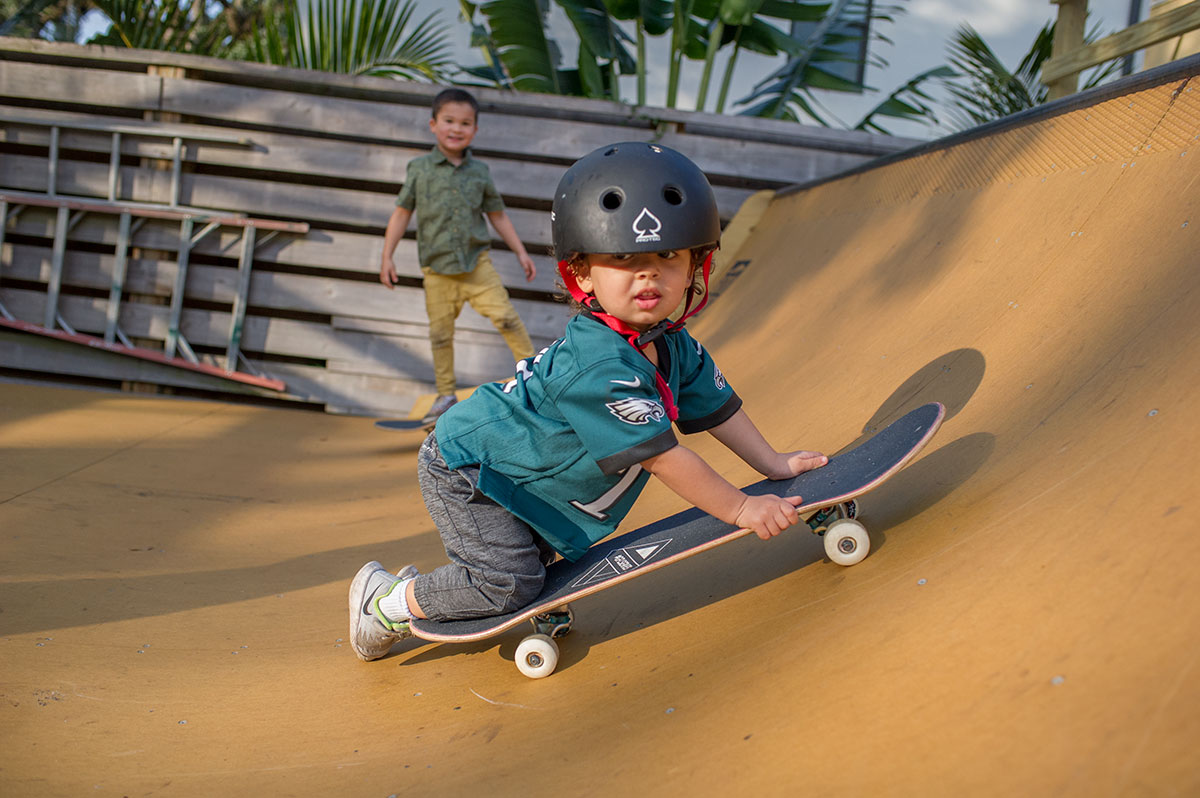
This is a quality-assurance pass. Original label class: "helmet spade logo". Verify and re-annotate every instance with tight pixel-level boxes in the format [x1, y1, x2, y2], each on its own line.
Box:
[632, 207, 662, 243]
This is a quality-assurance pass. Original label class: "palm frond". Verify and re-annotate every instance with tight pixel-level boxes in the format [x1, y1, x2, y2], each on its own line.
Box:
[943, 21, 1046, 129]
[941, 17, 1123, 131]
[89, 0, 223, 53]
[736, 0, 857, 120]
[251, 0, 454, 81]
[0, 0, 59, 37]
[855, 65, 953, 134]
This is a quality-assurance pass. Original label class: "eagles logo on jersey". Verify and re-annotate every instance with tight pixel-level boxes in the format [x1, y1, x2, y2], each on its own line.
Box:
[606, 397, 666, 425]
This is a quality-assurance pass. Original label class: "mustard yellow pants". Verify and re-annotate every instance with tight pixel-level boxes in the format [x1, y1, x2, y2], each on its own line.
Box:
[423, 252, 534, 395]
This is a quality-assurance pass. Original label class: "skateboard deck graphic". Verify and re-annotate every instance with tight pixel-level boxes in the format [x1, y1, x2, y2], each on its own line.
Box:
[410, 402, 945, 660]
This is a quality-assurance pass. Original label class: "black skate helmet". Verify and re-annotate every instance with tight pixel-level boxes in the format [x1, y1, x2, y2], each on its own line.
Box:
[551, 141, 720, 257]
[553, 142, 722, 423]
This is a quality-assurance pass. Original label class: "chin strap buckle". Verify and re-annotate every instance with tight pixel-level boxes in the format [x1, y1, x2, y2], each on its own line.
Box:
[634, 321, 669, 348]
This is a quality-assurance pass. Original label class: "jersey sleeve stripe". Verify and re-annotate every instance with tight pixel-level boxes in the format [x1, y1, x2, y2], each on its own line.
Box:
[596, 429, 678, 475]
[676, 393, 743, 435]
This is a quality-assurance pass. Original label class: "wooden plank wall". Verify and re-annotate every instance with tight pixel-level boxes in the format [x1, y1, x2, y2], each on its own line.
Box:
[0, 38, 919, 415]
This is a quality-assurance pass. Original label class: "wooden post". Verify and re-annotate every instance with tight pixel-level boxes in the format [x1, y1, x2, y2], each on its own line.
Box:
[1048, 0, 1089, 100]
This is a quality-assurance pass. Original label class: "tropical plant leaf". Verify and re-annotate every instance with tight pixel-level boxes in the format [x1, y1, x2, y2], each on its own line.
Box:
[738, 91, 829, 123]
[603, 0, 672, 36]
[478, 0, 563, 93]
[459, 0, 513, 87]
[940, 17, 1122, 131]
[251, 0, 452, 80]
[559, 0, 638, 74]
[942, 22, 1047, 129]
[602, 0, 671, 103]
[855, 64, 953, 134]
[730, 15, 799, 56]
[718, 0, 765, 27]
[0, 0, 60, 37]
[89, 0, 220, 53]
[275, 0, 453, 79]
[736, 0, 854, 119]
[757, 0, 831, 23]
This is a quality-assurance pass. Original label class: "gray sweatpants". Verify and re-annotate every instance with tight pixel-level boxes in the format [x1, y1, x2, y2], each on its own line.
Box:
[412, 434, 555, 621]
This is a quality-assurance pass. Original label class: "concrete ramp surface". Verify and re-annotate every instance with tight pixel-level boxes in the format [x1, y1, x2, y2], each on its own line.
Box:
[2, 64, 1198, 796]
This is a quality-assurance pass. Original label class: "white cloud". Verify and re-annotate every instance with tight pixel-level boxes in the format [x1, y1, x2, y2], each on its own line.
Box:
[909, 0, 1051, 37]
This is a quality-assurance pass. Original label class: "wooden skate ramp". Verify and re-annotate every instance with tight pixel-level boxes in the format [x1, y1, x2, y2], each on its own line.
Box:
[3, 63, 1198, 795]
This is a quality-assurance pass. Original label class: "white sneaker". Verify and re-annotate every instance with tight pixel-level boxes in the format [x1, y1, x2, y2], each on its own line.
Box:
[348, 562, 418, 661]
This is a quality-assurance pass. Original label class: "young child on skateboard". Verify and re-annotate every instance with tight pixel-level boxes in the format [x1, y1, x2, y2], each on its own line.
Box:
[351, 142, 827, 661]
[379, 88, 537, 426]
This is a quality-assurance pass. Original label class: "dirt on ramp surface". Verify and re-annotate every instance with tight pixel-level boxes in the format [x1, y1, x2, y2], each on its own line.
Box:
[2, 65, 1198, 796]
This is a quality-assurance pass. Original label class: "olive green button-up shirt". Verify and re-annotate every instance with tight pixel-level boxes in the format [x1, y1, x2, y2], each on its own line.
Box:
[396, 148, 506, 275]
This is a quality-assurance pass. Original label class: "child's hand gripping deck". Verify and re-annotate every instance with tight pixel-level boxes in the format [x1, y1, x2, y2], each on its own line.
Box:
[410, 402, 945, 677]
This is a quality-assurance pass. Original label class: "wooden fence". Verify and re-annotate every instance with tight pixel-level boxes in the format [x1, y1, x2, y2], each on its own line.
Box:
[1045, 0, 1200, 99]
[0, 37, 918, 415]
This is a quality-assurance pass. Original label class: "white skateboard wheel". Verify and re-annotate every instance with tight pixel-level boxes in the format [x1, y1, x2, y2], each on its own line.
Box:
[515, 634, 559, 679]
[824, 518, 870, 566]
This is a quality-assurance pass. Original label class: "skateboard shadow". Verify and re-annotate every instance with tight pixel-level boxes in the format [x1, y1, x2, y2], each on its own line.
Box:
[579, 434, 993, 643]
[852, 432, 994, 553]
[394, 635, 598, 674]
[843, 348, 985, 451]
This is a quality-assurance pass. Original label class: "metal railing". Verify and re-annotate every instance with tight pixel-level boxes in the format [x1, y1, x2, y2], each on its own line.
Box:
[0, 115, 308, 386]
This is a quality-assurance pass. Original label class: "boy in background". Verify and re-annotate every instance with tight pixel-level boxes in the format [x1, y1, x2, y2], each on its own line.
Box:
[380, 88, 536, 425]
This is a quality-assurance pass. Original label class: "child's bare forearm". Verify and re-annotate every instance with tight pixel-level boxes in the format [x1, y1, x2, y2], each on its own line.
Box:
[708, 409, 787, 476]
[382, 207, 411, 264]
[641, 445, 745, 525]
[487, 210, 537, 280]
[380, 207, 412, 286]
[642, 444, 804, 539]
[487, 211, 527, 256]
[709, 409, 828, 480]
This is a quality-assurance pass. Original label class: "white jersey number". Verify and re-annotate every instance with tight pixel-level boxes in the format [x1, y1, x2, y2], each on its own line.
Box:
[569, 465, 643, 521]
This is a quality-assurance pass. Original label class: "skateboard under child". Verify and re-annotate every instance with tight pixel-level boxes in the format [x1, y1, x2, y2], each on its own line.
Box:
[409, 402, 945, 678]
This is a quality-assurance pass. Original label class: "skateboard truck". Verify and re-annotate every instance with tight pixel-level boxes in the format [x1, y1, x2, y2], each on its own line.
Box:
[531, 605, 573, 638]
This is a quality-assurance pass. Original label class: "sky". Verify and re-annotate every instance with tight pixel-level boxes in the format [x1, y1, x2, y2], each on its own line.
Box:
[412, 0, 1147, 139]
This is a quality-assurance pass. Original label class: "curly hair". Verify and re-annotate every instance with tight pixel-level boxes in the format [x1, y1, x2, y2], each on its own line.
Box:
[557, 246, 715, 315]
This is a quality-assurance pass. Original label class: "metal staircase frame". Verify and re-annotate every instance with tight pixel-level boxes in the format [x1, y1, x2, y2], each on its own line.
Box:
[0, 115, 310, 390]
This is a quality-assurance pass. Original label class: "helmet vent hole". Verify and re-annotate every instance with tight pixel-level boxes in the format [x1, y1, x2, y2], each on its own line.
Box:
[600, 190, 624, 211]
[663, 186, 684, 206]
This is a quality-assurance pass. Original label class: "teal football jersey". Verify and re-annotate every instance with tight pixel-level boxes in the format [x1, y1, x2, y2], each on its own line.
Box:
[434, 314, 740, 560]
